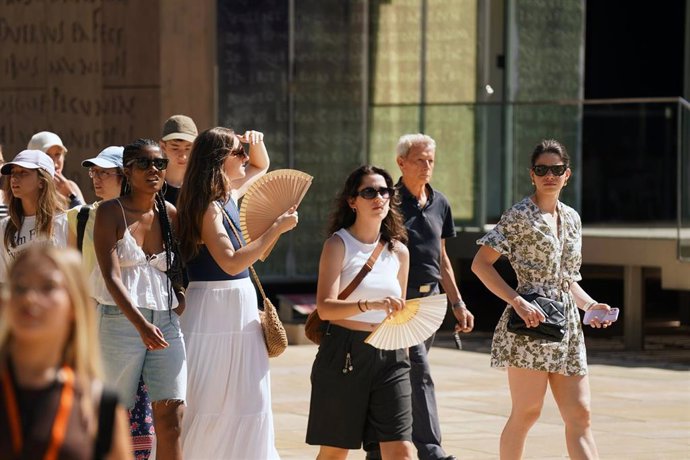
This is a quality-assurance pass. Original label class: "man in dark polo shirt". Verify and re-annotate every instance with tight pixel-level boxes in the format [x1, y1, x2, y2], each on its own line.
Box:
[393, 133, 474, 460]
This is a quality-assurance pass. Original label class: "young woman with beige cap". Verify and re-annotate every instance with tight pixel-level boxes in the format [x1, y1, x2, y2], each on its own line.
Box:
[0, 149, 68, 283]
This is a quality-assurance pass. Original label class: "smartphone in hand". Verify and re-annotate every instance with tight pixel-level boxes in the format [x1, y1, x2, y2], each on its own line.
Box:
[583, 307, 619, 325]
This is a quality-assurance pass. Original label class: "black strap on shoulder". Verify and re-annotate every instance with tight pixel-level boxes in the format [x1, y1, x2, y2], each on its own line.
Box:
[93, 387, 118, 460]
[76, 205, 91, 252]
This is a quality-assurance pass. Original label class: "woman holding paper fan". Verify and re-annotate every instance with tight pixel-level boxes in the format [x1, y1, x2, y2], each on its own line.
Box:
[305, 165, 415, 460]
[472, 139, 615, 460]
[176, 127, 298, 459]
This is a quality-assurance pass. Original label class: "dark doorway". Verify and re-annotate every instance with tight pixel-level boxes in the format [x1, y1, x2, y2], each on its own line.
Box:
[581, 0, 686, 223]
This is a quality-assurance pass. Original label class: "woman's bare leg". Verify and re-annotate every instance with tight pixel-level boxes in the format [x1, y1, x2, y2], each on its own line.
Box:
[500, 367, 549, 459]
[549, 373, 599, 459]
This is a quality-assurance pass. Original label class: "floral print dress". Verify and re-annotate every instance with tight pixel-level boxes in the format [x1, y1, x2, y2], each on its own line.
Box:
[477, 196, 588, 376]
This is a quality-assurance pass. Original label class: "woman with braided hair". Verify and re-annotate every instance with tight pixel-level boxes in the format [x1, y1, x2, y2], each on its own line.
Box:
[92, 138, 186, 460]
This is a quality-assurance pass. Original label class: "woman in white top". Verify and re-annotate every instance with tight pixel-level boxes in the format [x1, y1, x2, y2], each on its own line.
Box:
[0, 149, 67, 282]
[93, 138, 186, 460]
[306, 165, 415, 460]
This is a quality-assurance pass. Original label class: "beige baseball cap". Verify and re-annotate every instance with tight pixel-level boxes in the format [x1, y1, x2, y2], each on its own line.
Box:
[27, 131, 68, 154]
[161, 115, 198, 143]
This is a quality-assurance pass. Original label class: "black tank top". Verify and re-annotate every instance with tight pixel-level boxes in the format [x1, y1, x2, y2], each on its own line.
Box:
[186, 199, 250, 281]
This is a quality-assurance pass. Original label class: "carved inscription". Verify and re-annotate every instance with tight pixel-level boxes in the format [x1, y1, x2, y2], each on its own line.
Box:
[0, 0, 157, 205]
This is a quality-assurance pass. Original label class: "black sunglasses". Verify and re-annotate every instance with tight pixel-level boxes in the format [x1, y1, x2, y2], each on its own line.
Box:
[229, 147, 248, 158]
[532, 164, 567, 177]
[127, 158, 169, 171]
[354, 186, 395, 200]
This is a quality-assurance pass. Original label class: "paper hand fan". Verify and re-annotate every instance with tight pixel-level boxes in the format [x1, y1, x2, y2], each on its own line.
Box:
[239, 169, 313, 261]
[364, 294, 448, 350]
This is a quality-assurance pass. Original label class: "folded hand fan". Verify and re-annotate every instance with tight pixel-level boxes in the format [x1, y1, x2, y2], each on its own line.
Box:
[364, 294, 448, 350]
[239, 169, 313, 261]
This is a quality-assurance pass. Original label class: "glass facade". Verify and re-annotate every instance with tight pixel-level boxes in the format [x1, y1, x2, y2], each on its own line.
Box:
[217, 0, 687, 278]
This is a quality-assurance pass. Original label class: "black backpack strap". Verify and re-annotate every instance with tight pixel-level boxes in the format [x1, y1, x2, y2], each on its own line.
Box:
[76, 205, 91, 252]
[93, 387, 118, 460]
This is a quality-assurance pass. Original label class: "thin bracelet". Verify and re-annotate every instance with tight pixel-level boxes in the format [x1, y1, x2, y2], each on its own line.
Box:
[584, 301, 598, 311]
[365, 300, 369, 310]
[451, 300, 466, 309]
[357, 299, 365, 312]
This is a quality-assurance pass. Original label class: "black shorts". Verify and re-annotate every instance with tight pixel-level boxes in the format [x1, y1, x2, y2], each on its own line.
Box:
[305, 324, 413, 449]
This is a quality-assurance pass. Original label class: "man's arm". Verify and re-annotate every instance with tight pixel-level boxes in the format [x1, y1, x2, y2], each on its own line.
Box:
[440, 239, 474, 332]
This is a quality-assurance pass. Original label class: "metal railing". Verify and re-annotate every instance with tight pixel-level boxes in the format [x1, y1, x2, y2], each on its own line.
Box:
[256, 97, 690, 279]
[679, 97, 690, 261]
[469, 97, 690, 263]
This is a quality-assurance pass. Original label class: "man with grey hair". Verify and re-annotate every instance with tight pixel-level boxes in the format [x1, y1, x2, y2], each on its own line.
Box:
[368, 133, 474, 460]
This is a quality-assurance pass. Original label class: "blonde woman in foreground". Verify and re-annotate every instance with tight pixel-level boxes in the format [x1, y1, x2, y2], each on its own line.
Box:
[0, 246, 131, 459]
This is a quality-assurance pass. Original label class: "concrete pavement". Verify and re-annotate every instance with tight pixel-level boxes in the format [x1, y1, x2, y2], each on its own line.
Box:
[270, 335, 690, 459]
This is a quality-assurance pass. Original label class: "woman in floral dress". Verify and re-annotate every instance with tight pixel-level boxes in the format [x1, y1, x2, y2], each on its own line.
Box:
[472, 139, 616, 459]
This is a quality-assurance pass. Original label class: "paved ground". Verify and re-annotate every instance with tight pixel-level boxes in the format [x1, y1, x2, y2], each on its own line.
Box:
[270, 333, 690, 459]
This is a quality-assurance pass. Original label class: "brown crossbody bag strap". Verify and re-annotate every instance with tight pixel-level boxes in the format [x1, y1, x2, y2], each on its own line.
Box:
[304, 235, 385, 344]
[216, 201, 268, 299]
[218, 201, 290, 357]
[337, 238, 386, 300]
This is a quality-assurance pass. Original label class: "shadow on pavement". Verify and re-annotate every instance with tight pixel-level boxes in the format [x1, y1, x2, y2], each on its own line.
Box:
[433, 329, 690, 371]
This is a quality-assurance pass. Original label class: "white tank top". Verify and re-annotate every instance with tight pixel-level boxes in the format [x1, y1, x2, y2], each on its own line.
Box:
[334, 228, 401, 324]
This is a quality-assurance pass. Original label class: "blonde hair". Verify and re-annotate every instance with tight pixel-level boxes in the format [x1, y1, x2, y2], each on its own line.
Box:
[3, 168, 65, 249]
[0, 246, 103, 436]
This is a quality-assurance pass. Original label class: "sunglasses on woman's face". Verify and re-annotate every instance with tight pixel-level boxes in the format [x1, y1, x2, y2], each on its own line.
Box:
[354, 186, 395, 200]
[127, 158, 169, 171]
[229, 147, 249, 159]
[532, 164, 567, 177]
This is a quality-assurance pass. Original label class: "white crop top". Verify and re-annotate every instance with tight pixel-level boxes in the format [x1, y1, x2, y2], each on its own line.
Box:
[90, 200, 177, 311]
[334, 228, 401, 324]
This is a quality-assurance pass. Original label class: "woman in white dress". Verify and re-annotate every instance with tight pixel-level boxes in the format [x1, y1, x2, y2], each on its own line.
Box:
[176, 127, 298, 459]
[0, 149, 67, 282]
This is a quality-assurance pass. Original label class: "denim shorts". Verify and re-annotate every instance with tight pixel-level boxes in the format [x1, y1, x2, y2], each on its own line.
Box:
[98, 304, 187, 409]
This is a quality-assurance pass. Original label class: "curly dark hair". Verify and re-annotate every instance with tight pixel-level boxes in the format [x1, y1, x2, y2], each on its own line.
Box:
[327, 165, 407, 249]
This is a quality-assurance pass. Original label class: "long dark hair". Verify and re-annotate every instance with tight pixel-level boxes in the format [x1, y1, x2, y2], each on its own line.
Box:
[327, 165, 407, 249]
[121, 139, 183, 303]
[177, 127, 241, 262]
